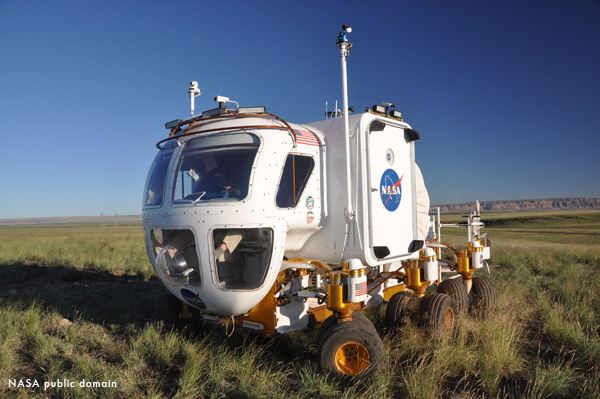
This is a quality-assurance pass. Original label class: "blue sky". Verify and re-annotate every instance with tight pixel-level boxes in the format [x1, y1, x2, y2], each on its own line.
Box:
[1, 0, 599, 218]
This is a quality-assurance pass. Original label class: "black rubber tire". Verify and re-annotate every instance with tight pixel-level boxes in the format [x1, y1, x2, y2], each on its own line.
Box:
[318, 319, 385, 377]
[317, 312, 376, 348]
[470, 277, 497, 317]
[437, 277, 469, 314]
[156, 293, 181, 325]
[385, 291, 418, 329]
[420, 293, 457, 336]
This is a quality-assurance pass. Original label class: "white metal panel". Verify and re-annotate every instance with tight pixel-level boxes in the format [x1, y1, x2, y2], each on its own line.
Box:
[367, 123, 416, 257]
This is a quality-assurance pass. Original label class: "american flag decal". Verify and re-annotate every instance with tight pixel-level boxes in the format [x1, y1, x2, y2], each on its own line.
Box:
[355, 281, 367, 297]
[294, 129, 321, 147]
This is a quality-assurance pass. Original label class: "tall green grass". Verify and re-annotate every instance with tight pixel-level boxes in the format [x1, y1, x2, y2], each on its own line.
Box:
[1, 212, 600, 398]
[0, 225, 152, 279]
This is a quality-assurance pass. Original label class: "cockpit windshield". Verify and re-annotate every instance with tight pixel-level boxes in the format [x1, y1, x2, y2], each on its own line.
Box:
[173, 133, 260, 203]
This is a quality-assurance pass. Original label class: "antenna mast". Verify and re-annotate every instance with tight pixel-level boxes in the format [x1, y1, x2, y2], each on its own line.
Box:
[337, 24, 354, 221]
[188, 81, 201, 116]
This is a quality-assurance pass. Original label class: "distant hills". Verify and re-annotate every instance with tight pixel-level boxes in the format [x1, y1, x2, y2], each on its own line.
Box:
[0, 215, 142, 227]
[432, 198, 600, 213]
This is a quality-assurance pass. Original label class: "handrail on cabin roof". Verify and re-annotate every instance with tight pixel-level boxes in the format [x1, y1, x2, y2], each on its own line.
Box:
[156, 112, 297, 149]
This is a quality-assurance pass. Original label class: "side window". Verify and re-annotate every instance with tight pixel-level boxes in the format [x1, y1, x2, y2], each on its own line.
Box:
[143, 148, 175, 208]
[276, 154, 315, 208]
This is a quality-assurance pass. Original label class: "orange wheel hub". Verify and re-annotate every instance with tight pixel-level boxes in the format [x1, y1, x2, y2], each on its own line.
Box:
[334, 342, 370, 375]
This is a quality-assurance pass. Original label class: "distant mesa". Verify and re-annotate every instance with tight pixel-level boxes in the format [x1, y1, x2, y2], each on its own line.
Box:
[1, 199, 599, 226]
[431, 198, 600, 213]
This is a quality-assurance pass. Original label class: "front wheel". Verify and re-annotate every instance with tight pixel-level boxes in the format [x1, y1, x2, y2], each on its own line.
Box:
[318, 319, 385, 376]
[317, 312, 376, 348]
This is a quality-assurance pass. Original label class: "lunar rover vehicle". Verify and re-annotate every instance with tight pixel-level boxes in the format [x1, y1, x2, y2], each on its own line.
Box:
[142, 25, 496, 376]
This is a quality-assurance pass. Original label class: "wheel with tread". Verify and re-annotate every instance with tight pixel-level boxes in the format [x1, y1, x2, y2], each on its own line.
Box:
[437, 277, 469, 314]
[470, 277, 497, 316]
[317, 312, 376, 347]
[157, 293, 181, 325]
[386, 291, 418, 329]
[420, 293, 457, 336]
[318, 319, 385, 376]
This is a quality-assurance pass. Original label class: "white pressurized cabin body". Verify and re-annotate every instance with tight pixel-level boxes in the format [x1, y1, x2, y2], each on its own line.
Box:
[142, 109, 431, 325]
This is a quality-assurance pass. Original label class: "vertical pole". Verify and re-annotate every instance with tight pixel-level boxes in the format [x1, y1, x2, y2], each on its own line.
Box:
[337, 25, 354, 221]
[437, 207, 441, 242]
[342, 58, 353, 220]
[468, 213, 472, 243]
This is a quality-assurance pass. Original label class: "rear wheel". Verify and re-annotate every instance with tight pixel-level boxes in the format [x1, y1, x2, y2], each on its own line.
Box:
[437, 277, 469, 314]
[420, 293, 457, 336]
[318, 319, 385, 376]
[470, 277, 497, 316]
[385, 291, 418, 329]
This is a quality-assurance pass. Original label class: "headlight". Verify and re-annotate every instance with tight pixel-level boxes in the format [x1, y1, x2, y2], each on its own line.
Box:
[155, 245, 196, 285]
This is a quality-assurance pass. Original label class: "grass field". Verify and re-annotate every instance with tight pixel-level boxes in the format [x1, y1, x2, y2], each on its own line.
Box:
[1, 211, 599, 398]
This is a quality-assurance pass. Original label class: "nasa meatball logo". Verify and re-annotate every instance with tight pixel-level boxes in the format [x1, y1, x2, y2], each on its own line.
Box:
[181, 288, 206, 309]
[385, 148, 394, 165]
[380, 169, 403, 212]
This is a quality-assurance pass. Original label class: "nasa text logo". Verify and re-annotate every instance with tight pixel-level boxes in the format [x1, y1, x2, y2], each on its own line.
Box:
[380, 169, 403, 212]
